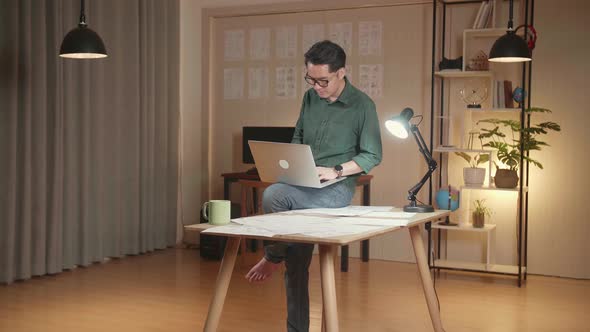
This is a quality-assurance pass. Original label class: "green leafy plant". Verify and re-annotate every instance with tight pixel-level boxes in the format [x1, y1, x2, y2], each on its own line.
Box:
[473, 199, 492, 217]
[477, 107, 561, 171]
[455, 130, 490, 168]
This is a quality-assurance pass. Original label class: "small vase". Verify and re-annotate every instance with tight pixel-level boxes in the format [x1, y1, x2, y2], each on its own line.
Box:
[494, 169, 519, 188]
[472, 212, 485, 228]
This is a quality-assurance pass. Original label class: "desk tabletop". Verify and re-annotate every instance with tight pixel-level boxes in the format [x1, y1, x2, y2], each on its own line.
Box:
[185, 209, 449, 246]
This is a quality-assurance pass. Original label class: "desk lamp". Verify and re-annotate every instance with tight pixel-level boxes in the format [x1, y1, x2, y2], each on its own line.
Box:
[385, 108, 437, 213]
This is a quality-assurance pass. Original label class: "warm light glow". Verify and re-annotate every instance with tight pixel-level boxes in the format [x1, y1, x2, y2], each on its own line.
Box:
[489, 56, 531, 63]
[59, 53, 108, 59]
[385, 120, 409, 139]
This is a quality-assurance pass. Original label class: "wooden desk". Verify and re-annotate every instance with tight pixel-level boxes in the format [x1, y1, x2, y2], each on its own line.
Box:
[221, 172, 373, 272]
[187, 209, 449, 332]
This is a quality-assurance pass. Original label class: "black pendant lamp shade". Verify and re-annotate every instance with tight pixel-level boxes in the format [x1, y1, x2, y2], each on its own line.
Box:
[488, 0, 531, 63]
[489, 30, 531, 62]
[59, 0, 107, 59]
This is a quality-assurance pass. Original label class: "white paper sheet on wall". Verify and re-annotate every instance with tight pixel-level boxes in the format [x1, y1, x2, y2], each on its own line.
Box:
[275, 26, 298, 58]
[249, 28, 271, 60]
[275, 66, 297, 99]
[359, 64, 383, 99]
[224, 30, 245, 61]
[302, 24, 325, 53]
[359, 21, 383, 56]
[328, 23, 353, 55]
[224, 68, 244, 100]
[248, 67, 269, 99]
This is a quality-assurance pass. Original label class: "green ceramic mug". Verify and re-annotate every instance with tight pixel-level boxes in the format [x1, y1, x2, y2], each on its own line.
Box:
[202, 200, 231, 225]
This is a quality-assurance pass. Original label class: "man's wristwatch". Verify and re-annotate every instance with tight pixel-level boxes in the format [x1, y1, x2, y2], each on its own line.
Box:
[334, 164, 344, 178]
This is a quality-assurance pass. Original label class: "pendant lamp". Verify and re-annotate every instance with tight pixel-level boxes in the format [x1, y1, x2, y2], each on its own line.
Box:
[489, 0, 531, 63]
[59, 0, 107, 59]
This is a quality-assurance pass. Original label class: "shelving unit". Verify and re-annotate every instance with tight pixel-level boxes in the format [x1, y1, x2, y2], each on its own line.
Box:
[460, 185, 527, 192]
[427, 0, 534, 287]
[432, 223, 497, 272]
[434, 70, 493, 78]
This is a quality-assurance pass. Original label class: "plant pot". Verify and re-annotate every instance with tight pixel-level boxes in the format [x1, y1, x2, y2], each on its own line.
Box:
[463, 167, 486, 187]
[472, 212, 485, 228]
[494, 169, 519, 188]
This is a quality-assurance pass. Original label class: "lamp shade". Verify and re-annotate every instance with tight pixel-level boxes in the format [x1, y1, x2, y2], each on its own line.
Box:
[59, 23, 107, 59]
[385, 108, 414, 139]
[489, 31, 531, 63]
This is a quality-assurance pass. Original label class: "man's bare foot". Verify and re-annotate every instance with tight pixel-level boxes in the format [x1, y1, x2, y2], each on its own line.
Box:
[245, 257, 281, 283]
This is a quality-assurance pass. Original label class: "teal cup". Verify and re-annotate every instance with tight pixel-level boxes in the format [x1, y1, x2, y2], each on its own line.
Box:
[202, 200, 231, 225]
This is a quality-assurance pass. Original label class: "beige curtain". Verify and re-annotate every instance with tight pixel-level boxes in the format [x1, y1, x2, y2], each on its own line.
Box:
[0, 0, 180, 284]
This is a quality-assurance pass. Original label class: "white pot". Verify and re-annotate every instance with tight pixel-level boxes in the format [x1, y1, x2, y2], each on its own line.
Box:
[463, 167, 486, 187]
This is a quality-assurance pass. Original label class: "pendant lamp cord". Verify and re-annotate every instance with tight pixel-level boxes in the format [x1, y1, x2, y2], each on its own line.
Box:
[79, 0, 87, 26]
[508, 0, 514, 30]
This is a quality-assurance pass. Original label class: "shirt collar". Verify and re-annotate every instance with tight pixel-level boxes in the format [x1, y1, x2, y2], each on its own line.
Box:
[332, 76, 353, 105]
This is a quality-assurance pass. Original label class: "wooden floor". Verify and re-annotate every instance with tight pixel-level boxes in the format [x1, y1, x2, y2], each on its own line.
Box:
[0, 248, 588, 332]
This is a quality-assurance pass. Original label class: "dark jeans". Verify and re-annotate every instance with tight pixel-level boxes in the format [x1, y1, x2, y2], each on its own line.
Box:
[262, 182, 353, 332]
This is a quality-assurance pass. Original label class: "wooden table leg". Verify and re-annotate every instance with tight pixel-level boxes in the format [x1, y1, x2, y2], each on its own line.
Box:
[409, 225, 444, 332]
[203, 237, 241, 332]
[319, 244, 339, 332]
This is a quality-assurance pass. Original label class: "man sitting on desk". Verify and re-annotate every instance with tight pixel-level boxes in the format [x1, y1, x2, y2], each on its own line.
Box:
[245, 40, 382, 332]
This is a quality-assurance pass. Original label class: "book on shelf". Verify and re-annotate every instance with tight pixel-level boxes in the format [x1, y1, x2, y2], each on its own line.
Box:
[492, 80, 515, 108]
[503, 80, 514, 108]
[473, 1, 494, 29]
[495, 80, 504, 108]
[483, 0, 495, 28]
[472, 1, 486, 29]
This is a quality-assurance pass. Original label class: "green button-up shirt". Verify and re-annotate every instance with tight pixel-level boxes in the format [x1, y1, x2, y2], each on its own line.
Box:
[292, 77, 382, 190]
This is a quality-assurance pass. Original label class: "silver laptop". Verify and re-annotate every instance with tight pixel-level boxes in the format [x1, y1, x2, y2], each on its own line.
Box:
[248, 141, 346, 188]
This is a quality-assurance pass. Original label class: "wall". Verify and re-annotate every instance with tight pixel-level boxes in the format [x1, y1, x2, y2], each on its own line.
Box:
[180, 0, 590, 279]
[179, 0, 308, 244]
[526, 0, 590, 278]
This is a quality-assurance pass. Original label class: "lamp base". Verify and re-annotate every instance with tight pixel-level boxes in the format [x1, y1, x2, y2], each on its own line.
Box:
[403, 204, 434, 213]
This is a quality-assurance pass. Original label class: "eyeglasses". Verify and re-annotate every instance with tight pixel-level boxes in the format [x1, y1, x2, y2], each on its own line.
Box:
[304, 74, 331, 88]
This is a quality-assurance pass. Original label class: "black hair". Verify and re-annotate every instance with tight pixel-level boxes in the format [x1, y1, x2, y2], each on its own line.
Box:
[304, 40, 346, 73]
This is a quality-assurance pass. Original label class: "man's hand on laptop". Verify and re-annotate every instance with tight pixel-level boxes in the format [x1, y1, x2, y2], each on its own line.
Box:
[316, 167, 339, 181]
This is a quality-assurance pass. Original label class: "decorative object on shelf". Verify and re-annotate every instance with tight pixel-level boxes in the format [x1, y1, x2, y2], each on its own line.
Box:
[512, 86, 526, 108]
[385, 107, 437, 213]
[472, 199, 491, 228]
[435, 186, 460, 211]
[455, 131, 489, 187]
[489, 0, 532, 63]
[494, 167, 519, 188]
[438, 56, 463, 71]
[459, 79, 488, 108]
[478, 107, 561, 188]
[60, 0, 108, 59]
[466, 50, 489, 71]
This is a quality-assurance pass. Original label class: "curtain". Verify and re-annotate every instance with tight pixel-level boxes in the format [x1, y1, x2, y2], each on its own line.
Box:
[0, 0, 180, 284]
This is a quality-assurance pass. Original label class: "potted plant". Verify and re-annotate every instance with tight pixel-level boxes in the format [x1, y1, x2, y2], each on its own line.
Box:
[477, 107, 561, 188]
[472, 199, 491, 228]
[455, 131, 489, 187]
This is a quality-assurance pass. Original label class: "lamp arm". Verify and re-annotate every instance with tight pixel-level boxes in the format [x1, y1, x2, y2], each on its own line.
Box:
[407, 125, 438, 204]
